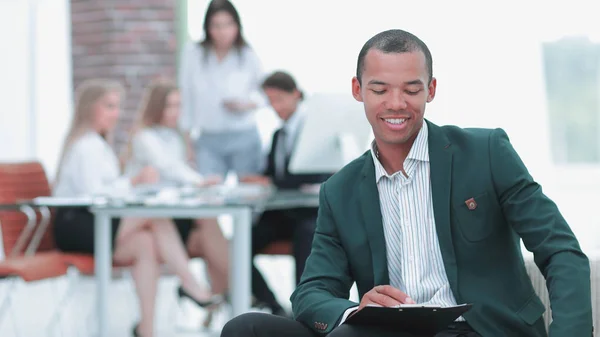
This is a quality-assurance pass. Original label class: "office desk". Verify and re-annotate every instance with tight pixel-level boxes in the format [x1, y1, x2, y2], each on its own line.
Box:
[1, 187, 320, 337]
[90, 200, 254, 337]
[89, 187, 319, 337]
[3, 195, 254, 337]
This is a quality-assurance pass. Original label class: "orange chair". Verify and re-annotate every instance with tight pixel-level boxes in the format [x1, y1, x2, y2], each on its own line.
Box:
[0, 162, 93, 336]
[0, 161, 227, 334]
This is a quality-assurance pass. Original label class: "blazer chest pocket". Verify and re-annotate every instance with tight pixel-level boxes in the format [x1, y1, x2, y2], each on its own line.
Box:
[453, 192, 499, 242]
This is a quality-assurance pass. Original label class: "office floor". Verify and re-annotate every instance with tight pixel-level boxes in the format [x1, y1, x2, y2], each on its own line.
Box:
[0, 256, 296, 337]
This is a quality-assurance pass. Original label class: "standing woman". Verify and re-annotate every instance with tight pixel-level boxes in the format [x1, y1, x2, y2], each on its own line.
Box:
[179, 0, 265, 177]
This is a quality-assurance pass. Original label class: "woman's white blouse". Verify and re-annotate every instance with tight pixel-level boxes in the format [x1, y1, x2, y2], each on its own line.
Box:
[53, 132, 131, 197]
[178, 42, 265, 134]
[126, 127, 204, 185]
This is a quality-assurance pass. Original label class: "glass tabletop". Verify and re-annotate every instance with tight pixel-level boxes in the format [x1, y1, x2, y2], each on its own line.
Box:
[1, 196, 98, 209]
[0, 184, 320, 211]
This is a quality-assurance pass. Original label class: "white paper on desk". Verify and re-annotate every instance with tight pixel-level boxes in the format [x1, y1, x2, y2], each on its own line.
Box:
[223, 183, 270, 199]
[141, 187, 181, 206]
[179, 196, 226, 206]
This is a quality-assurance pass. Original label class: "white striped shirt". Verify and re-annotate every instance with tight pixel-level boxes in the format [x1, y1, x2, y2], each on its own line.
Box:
[371, 122, 460, 308]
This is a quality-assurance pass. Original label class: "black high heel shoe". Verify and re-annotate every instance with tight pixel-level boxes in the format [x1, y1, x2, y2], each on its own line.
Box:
[132, 323, 140, 337]
[177, 286, 224, 308]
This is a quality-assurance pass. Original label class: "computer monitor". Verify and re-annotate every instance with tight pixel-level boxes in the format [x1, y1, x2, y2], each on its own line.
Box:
[288, 93, 373, 174]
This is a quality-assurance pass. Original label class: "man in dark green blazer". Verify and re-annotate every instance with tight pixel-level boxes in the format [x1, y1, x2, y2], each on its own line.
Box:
[221, 29, 592, 337]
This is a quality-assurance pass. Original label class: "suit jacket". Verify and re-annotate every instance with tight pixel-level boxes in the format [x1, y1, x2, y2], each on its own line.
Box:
[290, 120, 592, 336]
[264, 128, 331, 190]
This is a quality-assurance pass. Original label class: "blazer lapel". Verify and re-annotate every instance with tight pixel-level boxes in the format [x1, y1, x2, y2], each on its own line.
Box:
[426, 120, 459, 297]
[358, 155, 390, 285]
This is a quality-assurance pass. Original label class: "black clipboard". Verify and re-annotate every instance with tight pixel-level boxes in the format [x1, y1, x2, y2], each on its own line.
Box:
[344, 303, 473, 335]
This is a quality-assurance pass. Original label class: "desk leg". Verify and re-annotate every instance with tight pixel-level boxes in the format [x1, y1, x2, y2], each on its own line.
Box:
[230, 208, 252, 317]
[94, 213, 111, 337]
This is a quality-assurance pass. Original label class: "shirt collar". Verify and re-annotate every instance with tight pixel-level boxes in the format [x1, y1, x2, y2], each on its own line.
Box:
[370, 122, 430, 182]
[280, 103, 305, 135]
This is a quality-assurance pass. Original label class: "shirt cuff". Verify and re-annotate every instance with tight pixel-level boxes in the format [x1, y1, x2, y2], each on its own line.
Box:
[338, 306, 359, 326]
[110, 177, 132, 197]
[187, 173, 204, 185]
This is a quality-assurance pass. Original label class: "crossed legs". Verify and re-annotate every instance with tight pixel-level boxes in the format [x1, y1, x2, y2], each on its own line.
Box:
[186, 218, 230, 294]
[112, 218, 214, 337]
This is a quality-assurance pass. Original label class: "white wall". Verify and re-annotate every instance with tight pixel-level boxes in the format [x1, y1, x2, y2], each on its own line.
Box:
[35, 0, 73, 181]
[188, 0, 600, 251]
[0, 0, 72, 180]
[0, 2, 32, 160]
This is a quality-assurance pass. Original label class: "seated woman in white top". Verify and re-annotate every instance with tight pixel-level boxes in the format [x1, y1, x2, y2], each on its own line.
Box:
[53, 79, 222, 337]
[125, 78, 229, 297]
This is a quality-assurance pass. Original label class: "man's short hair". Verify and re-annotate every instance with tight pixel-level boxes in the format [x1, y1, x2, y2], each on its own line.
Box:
[261, 71, 304, 99]
[356, 29, 433, 85]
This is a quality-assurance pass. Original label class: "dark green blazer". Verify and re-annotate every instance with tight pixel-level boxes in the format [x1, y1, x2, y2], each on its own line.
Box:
[290, 120, 592, 336]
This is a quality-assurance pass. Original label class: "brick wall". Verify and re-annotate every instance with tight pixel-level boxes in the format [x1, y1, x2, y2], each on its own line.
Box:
[71, 0, 178, 152]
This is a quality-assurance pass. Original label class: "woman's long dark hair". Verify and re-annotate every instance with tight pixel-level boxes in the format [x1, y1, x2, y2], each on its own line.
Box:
[200, 0, 246, 49]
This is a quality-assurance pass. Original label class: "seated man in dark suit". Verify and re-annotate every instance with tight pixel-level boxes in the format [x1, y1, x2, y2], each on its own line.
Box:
[223, 30, 592, 336]
[241, 71, 331, 316]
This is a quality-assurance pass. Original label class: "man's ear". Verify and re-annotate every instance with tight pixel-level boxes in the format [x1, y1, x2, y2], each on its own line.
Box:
[352, 77, 363, 102]
[426, 77, 437, 103]
[292, 89, 302, 100]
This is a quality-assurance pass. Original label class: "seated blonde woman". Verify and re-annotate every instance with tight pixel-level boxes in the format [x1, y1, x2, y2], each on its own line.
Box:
[124, 78, 229, 300]
[53, 79, 222, 337]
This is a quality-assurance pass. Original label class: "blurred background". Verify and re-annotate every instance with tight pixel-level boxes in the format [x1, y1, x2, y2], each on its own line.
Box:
[1, 0, 599, 336]
[3, 0, 598, 247]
